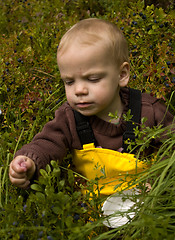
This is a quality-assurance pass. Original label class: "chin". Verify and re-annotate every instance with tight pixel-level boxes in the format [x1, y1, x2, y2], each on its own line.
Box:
[77, 109, 95, 116]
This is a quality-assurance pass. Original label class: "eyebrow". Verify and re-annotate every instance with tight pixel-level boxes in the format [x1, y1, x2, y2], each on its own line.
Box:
[61, 75, 73, 80]
[82, 71, 105, 78]
[61, 70, 106, 80]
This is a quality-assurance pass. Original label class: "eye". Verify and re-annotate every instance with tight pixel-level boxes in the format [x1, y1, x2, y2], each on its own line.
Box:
[88, 76, 101, 82]
[65, 81, 74, 86]
[62, 79, 74, 86]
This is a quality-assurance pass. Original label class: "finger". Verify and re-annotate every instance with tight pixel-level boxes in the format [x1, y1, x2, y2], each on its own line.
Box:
[17, 180, 30, 189]
[25, 158, 36, 179]
[9, 174, 30, 189]
[10, 158, 27, 173]
[9, 175, 27, 186]
[9, 168, 26, 179]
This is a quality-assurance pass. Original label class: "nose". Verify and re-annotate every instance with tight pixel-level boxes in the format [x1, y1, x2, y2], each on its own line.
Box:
[74, 82, 88, 96]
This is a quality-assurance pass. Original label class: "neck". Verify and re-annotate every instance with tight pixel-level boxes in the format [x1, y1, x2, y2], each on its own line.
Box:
[108, 100, 124, 124]
[97, 92, 124, 124]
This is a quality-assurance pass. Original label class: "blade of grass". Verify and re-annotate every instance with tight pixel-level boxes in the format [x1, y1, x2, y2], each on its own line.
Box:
[0, 167, 3, 208]
[13, 127, 24, 157]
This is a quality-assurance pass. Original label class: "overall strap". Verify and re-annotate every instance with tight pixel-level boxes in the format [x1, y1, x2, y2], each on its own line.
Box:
[74, 88, 142, 152]
[73, 110, 96, 146]
[122, 88, 142, 153]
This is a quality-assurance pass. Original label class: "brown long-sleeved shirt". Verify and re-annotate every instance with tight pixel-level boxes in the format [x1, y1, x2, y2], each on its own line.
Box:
[15, 88, 174, 177]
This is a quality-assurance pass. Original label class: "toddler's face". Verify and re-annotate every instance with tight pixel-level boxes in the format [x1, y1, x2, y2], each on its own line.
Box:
[57, 42, 126, 121]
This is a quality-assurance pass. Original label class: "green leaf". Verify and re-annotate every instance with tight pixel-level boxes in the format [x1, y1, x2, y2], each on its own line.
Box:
[51, 160, 58, 168]
[64, 194, 71, 203]
[65, 215, 73, 228]
[52, 206, 62, 214]
[123, 109, 133, 122]
[57, 191, 64, 200]
[68, 169, 74, 185]
[155, 8, 166, 20]
[59, 180, 65, 188]
[46, 164, 51, 173]
[100, 166, 106, 178]
[53, 167, 61, 178]
[36, 192, 45, 201]
[72, 191, 81, 200]
[152, 25, 158, 30]
[31, 184, 43, 192]
[40, 169, 48, 178]
[148, 29, 155, 35]
[45, 186, 54, 196]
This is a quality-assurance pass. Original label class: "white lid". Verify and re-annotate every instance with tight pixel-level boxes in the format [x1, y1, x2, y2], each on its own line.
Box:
[102, 189, 139, 228]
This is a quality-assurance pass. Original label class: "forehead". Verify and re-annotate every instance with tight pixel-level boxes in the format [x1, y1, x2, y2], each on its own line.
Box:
[57, 19, 115, 58]
[57, 31, 107, 58]
[57, 40, 113, 70]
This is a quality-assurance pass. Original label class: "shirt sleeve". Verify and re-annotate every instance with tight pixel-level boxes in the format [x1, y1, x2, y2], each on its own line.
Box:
[153, 100, 174, 127]
[141, 92, 174, 128]
[14, 104, 74, 178]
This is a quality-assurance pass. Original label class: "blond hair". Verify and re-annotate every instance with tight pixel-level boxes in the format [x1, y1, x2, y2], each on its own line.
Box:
[57, 18, 129, 67]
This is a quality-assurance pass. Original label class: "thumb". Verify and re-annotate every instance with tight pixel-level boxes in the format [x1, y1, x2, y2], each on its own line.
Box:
[20, 161, 27, 168]
[12, 156, 29, 173]
[25, 158, 36, 180]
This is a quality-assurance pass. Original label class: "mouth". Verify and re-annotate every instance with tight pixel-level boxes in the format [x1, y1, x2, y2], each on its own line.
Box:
[75, 102, 93, 109]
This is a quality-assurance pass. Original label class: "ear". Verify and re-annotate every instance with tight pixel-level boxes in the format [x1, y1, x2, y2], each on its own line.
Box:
[119, 62, 130, 87]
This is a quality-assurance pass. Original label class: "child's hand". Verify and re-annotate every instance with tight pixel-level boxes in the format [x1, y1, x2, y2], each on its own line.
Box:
[9, 155, 36, 189]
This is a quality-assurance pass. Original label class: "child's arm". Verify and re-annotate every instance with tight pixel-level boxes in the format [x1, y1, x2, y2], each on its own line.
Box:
[9, 156, 36, 189]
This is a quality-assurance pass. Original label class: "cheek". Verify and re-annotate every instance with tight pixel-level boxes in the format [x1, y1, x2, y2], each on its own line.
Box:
[93, 84, 113, 97]
[93, 88, 111, 105]
[95, 86, 118, 106]
[65, 88, 72, 101]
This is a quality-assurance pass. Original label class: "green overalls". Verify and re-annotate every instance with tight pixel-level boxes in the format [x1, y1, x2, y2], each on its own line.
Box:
[72, 88, 148, 196]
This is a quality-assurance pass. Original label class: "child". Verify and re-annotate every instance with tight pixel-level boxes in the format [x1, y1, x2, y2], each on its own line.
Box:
[9, 18, 174, 193]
